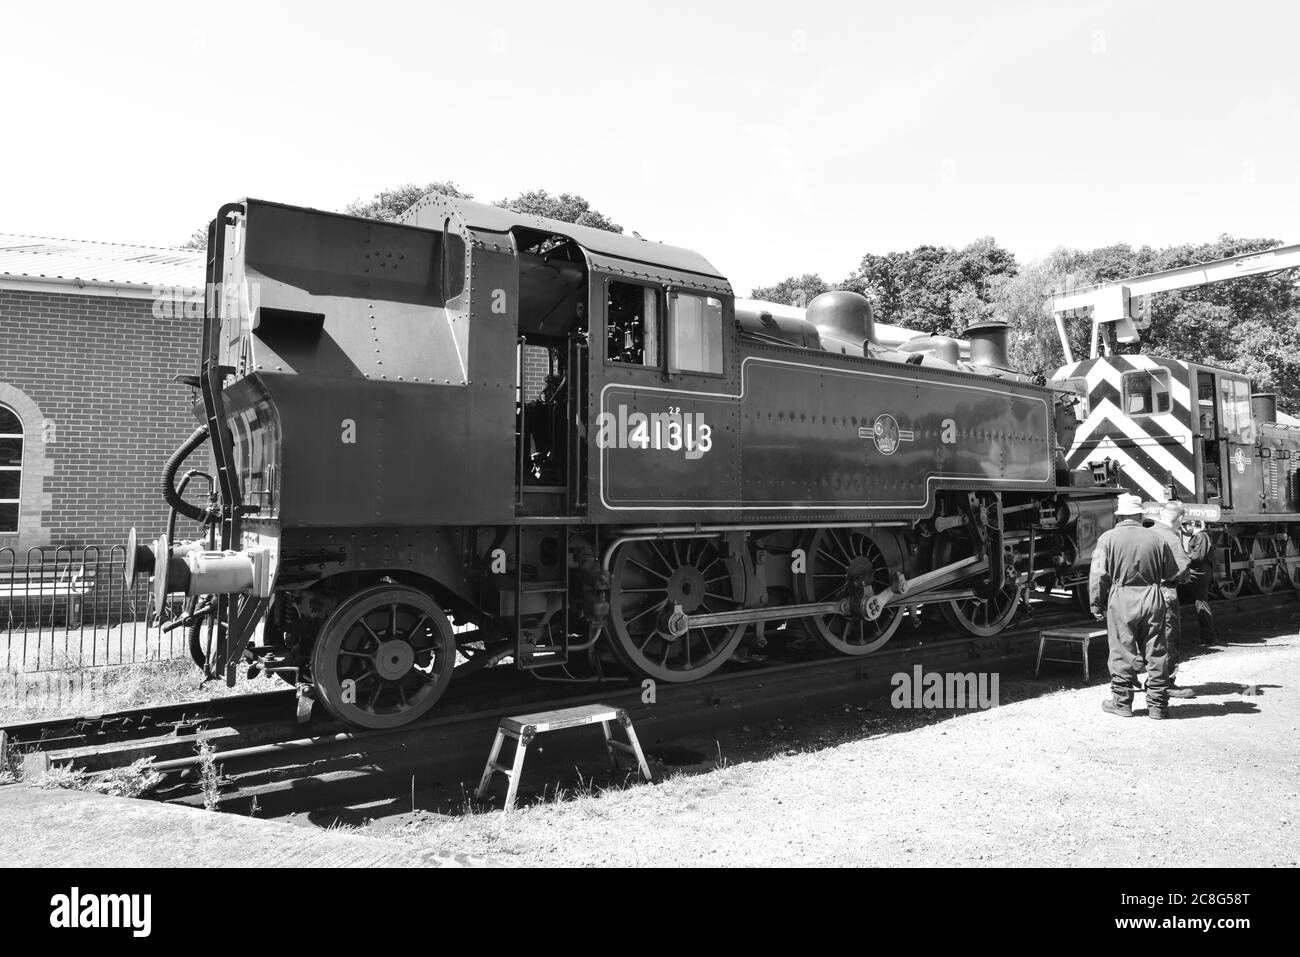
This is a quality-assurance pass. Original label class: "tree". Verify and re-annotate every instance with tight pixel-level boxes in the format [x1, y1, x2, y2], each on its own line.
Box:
[1138, 236, 1296, 365]
[749, 273, 832, 306]
[493, 189, 622, 233]
[987, 235, 1300, 407]
[344, 181, 471, 221]
[1229, 310, 1300, 413]
[180, 227, 207, 251]
[842, 237, 1018, 337]
[181, 181, 626, 251]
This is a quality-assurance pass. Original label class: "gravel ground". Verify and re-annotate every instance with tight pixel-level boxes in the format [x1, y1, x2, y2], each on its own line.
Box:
[375, 614, 1300, 867]
[0, 786, 487, 868]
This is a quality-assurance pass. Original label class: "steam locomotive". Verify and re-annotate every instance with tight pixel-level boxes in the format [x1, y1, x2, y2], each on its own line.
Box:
[127, 194, 1123, 729]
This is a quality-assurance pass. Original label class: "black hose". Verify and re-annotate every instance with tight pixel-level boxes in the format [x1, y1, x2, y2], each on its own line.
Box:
[163, 426, 210, 524]
[188, 620, 206, 669]
[167, 469, 214, 544]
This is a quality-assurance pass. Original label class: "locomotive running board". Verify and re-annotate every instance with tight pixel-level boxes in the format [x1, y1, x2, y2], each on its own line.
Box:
[667, 555, 989, 636]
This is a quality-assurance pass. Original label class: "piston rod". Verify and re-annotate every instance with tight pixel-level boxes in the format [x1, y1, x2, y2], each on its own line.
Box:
[667, 555, 990, 637]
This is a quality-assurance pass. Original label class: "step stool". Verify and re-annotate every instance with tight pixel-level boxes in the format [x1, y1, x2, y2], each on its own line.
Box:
[475, 703, 653, 810]
[1036, 626, 1106, 680]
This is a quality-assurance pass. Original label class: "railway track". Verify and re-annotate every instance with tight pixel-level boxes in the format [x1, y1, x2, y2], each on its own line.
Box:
[3, 591, 1293, 815]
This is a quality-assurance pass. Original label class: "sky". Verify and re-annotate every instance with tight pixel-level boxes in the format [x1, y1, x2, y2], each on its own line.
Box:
[1, 0, 1297, 295]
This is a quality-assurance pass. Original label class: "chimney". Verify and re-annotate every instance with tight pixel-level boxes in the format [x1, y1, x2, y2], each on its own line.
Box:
[965, 320, 1011, 369]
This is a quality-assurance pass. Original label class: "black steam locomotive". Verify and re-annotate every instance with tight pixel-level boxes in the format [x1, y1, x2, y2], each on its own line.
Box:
[128, 195, 1120, 728]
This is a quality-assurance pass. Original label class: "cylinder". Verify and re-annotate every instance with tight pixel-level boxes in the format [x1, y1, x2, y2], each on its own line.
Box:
[965, 320, 1011, 369]
[1251, 393, 1277, 425]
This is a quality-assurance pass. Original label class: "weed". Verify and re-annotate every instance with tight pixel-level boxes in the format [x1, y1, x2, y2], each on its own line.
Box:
[714, 740, 730, 770]
[31, 756, 161, 798]
[196, 740, 221, 811]
[0, 736, 21, 784]
[33, 763, 87, 790]
[92, 758, 162, 798]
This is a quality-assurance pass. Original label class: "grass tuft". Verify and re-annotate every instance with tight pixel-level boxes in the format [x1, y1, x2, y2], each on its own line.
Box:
[30, 757, 161, 798]
[196, 740, 221, 811]
[0, 656, 282, 725]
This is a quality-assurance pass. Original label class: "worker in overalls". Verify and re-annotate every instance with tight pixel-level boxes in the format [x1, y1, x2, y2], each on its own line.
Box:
[1181, 520, 1219, 645]
[1148, 500, 1196, 699]
[1089, 493, 1182, 719]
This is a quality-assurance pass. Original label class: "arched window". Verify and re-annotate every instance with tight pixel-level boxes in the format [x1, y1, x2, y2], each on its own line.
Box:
[0, 403, 21, 533]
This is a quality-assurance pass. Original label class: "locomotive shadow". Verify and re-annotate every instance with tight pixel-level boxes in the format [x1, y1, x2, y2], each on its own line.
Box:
[283, 613, 1298, 826]
[297, 660, 1113, 823]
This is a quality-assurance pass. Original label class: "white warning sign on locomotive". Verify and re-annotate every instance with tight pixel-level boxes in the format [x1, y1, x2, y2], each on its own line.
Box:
[1141, 501, 1223, 522]
[596, 404, 713, 460]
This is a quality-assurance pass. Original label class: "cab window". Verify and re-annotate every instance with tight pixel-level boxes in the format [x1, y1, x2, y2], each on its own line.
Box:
[1059, 377, 1090, 418]
[669, 292, 724, 375]
[1219, 377, 1253, 442]
[1122, 369, 1169, 416]
[607, 281, 659, 366]
[442, 219, 465, 301]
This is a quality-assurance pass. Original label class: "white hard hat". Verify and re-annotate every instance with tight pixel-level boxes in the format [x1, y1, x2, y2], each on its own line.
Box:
[1115, 492, 1144, 515]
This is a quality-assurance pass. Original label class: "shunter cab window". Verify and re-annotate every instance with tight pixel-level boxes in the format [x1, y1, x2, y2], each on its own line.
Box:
[0, 403, 22, 533]
[669, 293, 724, 375]
[1059, 377, 1090, 419]
[1122, 369, 1170, 416]
[607, 281, 659, 366]
[1219, 377, 1253, 442]
[1197, 375, 1218, 435]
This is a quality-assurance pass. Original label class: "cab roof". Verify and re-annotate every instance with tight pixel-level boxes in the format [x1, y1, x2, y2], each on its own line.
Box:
[398, 191, 729, 288]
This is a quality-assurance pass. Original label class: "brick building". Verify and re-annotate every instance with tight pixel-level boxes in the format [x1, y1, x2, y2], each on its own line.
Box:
[0, 235, 206, 552]
[0, 232, 554, 556]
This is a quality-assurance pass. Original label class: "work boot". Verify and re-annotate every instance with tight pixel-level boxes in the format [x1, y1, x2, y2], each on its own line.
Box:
[1102, 695, 1134, 717]
[1148, 704, 1169, 719]
[1167, 684, 1196, 699]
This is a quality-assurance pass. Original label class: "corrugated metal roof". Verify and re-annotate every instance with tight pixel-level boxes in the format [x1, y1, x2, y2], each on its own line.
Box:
[0, 233, 204, 289]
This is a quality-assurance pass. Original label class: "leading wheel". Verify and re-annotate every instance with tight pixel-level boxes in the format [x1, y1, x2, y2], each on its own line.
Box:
[607, 538, 746, 682]
[310, 585, 455, 729]
[935, 534, 1021, 637]
[795, 527, 901, 655]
